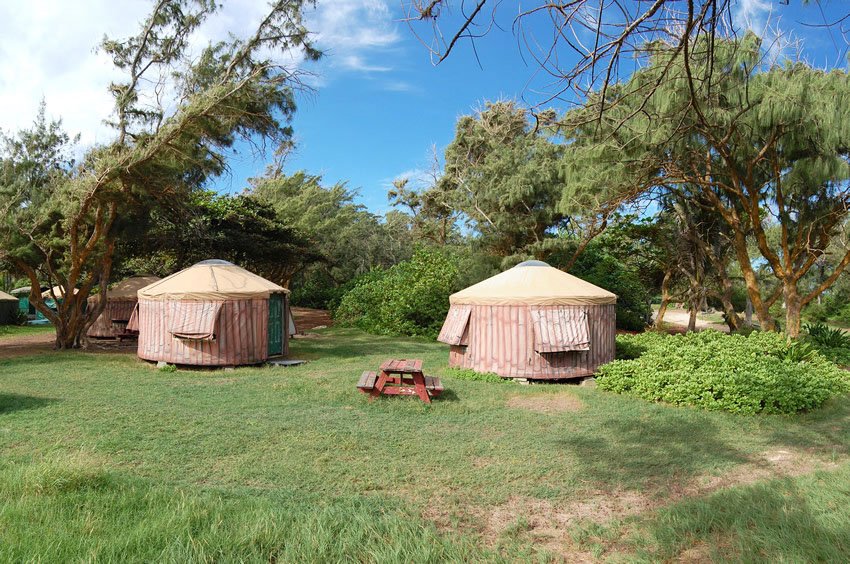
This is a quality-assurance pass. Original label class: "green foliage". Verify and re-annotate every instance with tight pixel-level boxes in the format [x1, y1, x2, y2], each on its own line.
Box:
[598, 331, 850, 414]
[803, 302, 830, 323]
[158, 364, 177, 374]
[438, 101, 566, 257]
[334, 248, 460, 338]
[118, 190, 314, 283]
[614, 331, 668, 360]
[563, 245, 651, 331]
[804, 322, 850, 348]
[803, 322, 850, 366]
[444, 367, 509, 384]
[251, 171, 414, 307]
[779, 341, 817, 363]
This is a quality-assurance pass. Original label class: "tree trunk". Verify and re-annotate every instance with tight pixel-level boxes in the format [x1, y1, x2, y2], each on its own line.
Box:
[745, 295, 753, 327]
[730, 231, 776, 331]
[717, 273, 741, 332]
[687, 300, 698, 333]
[784, 283, 803, 339]
[654, 270, 672, 330]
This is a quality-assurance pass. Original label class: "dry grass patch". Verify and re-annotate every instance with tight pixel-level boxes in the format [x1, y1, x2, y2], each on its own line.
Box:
[506, 393, 584, 414]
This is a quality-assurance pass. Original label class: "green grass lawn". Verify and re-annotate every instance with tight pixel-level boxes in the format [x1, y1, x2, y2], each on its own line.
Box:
[1, 327, 849, 561]
[0, 323, 55, 339]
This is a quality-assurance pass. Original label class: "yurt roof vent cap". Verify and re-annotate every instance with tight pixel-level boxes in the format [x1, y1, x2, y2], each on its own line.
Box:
[194, 259, 234, 266]
[515, 260, 550, 268]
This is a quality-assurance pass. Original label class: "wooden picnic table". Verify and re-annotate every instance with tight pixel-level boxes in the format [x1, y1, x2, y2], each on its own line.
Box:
[357, 358, 443, 404]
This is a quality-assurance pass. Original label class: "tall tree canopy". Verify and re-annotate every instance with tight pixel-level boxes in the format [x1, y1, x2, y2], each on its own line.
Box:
[405, 1, 850, 109]
[438, 101, 565, 257]
[251, 171, 414, 307]
[565, 34, 850, 336]
[0, 0, 319, 348]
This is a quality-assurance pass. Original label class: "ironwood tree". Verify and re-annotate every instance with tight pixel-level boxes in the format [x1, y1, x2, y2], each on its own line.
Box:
[563, 34, 850, 337]
[404, 1, 849, 109]
[114, 191, 318, 286]
[250, 170, 416, 306]
[0, 0, 319, 348]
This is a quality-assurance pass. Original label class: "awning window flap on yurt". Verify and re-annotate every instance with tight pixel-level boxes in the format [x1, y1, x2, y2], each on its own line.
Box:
[168, 302, 223, 340]
[126, 305, 140, 332]
[530, 307, 591, 353]
[438, 305, 472, 345]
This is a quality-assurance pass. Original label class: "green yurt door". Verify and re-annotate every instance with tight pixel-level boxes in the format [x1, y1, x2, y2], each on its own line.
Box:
[268, 293, 283, 356]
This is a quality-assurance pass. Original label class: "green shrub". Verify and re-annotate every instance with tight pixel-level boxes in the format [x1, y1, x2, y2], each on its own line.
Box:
[803, 322, 850, 366]
[804, 322, 850, 348]
[334, 248, 459, 338]
[615, 331, 668, 359]
[444, 367, 510, 384]
[597, 331, 850, 414]
[804, 303, 830, 323]
[566, 249, 651, 331]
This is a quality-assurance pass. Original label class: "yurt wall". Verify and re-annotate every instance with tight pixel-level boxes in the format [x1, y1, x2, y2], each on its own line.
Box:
[135, 260, 289, 366]
[0, 291, 18, 324]
[87, 276, 161, 339]
[443, 303, 616, 379]
[438, 261, 617, 380]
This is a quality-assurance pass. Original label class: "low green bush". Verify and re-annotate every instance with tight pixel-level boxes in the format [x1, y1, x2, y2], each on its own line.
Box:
[803, 322, 850, 366]
[804, 322, 850, 348]
[598, 331, 850, 415]
[334, 248, 459, 338]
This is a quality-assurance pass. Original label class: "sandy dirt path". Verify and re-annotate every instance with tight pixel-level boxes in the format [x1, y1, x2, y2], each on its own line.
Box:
[654, 308, 730, 333]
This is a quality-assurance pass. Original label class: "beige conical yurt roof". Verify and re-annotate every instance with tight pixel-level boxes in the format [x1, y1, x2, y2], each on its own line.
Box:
[41, 286, 79, 299]
[138, 260, 288, 301]
[450, 260, 617, 306]
[0, 290, 17, 302]
[88, 276, 162, 301]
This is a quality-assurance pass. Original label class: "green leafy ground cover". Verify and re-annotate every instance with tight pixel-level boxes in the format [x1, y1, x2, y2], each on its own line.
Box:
[1, 327, 849, 561]
[600, 331, 850, 414]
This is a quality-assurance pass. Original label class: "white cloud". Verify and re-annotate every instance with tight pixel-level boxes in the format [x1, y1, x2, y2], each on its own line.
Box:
[388, 167, 433, 190]
[309, 0, 400, 74]
[732, 0, 793, 62]
[734, 0, 773, 32]
[339, 55, 392, 73]
[0, 0, 400, 148]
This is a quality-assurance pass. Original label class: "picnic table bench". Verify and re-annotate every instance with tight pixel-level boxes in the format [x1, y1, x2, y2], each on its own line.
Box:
[357, 359, 443, 404]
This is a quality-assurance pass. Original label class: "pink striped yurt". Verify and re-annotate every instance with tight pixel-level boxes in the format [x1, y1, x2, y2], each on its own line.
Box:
[133, 260, 291, 366]
[87, 276, 160, 338]
[437, 260, 617, 380]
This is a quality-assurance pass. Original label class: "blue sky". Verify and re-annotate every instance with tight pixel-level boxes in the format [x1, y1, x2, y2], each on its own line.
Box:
[214, 3, 542, 214]
[2, 0, 847, 216]
[212, 0, 850, 215]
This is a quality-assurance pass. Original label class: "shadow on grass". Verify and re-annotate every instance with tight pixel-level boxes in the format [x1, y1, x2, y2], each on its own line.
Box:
[555, 411, 748, 490]
[627, 472, 850, 562]
[764, 396, 850, 457]
[0, 394, 57, 415]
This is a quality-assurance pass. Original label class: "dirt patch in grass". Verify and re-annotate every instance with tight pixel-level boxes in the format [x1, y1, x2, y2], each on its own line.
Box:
[0, 332, 57, 360]
[0, 332, 140, 360]
[291, 307, 332, 332]
[506, 394, 584, 414]
[423, 447, 843, 561]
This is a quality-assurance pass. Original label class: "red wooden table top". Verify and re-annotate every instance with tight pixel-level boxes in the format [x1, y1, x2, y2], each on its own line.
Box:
[380, 358, 423, 373]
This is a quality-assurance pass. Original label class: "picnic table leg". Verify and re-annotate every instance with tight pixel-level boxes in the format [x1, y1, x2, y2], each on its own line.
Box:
[412, 372, 431, 404]
[370, 371, 390, 399]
